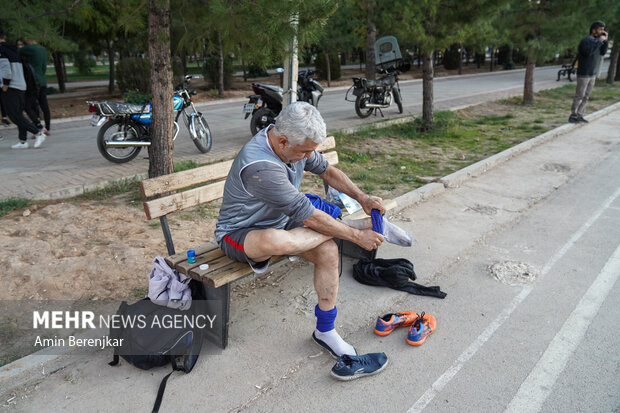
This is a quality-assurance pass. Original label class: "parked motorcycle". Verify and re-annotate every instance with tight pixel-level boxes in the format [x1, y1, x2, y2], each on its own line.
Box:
[87, 75, 212, 163]
[346, 67, 403, 118]
[243, 69, 324, 136]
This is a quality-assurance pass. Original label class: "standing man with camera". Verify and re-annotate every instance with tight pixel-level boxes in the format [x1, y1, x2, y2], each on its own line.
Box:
[569, 21, 608, 123]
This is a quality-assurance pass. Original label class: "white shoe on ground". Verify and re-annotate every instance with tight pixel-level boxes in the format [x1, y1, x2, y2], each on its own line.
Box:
[11, 141, 29, 149]
[33, 133, 46, 148]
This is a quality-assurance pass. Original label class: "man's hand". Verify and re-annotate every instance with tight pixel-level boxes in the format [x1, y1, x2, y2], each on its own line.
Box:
[1, 85, 7, 92]
[600, 31, 608, 41]
[355, 228, 385, 251]
[359, 194, 385, 215]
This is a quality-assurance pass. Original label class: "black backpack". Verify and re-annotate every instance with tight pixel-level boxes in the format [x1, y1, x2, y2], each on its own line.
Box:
[109, 279, 207, 412]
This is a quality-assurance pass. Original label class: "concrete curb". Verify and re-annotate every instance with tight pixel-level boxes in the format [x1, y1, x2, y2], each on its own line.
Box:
[438, 101, 620, 189]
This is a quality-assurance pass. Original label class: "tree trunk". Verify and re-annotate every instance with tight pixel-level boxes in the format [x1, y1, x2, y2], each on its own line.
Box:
[490, 46, 495, 72]
[107, 44, 115, 93]
[240, 49, 247, 82]
[340, 52, 346, 66]
[217, 31, 224, 98]
[52, 51, 66, 93]
[606, 44, 619, 84]
[417, 47, 421, 68]
[458, 43, 463, 75]
[147, 0, 174, 178]
[523, 55, 536, 105]
[422, 50, 434, 129]
[365, 14, 376, 80]
[324, 52, 331, 87]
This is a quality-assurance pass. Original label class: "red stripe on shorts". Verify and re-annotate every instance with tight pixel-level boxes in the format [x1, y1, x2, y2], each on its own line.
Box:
[224, 234, 245, 252]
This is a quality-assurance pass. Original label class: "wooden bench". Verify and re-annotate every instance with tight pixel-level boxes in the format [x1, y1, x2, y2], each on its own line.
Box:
[139, 136, 395, 349]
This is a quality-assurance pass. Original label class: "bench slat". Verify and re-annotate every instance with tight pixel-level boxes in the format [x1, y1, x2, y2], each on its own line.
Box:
[190, 256, 284, 288]
[143, 180, 226, 220]
[166, 240, 220, 266]
[143, 151, 339, 220]
[346, 199, 397, 220]
[322, 151, 338, 166]
[140, 136, 337, 199]
[140, 160, 234, 198]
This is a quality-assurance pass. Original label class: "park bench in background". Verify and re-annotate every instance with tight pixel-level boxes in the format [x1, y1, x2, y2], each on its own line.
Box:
[557, 57, 578, 81]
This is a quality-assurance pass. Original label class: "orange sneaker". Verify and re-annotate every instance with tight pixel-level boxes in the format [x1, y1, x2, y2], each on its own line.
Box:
[406, 312, 436, 346]
[374, 311, 418, 336]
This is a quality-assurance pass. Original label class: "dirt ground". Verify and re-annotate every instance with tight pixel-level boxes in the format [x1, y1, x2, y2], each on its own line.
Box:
[0, 194, 217, 301]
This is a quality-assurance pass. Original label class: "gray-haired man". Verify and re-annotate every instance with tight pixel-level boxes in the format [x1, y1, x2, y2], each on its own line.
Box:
[216, 101, 391, 358]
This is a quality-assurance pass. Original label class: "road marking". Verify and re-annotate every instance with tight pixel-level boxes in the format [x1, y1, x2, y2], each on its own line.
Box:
[504, 242, 620, 413]
[406, 185, 620, 413]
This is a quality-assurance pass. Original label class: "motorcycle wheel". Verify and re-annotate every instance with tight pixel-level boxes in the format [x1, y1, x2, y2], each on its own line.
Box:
[189, 113, 212, 153]
[355, 92, 374, 118]
[96, 119, 142, 163]
[250, 108, 276, 136]
[393, 87, 403, 114]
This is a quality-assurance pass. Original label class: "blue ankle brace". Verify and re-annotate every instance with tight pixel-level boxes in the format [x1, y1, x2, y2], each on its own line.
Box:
[315, 305, 337, 332]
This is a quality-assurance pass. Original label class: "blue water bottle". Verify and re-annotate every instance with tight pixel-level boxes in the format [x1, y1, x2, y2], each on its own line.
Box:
[187, 249, 196, 264]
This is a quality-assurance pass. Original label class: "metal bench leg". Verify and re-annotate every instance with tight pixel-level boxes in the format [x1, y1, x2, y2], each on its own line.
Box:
[203, 283, 230, 349]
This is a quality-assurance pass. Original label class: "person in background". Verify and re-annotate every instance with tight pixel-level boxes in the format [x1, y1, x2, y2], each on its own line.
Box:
[18, 36, 51, 135]
[0, 27, 46, 149]
[569, 21, 609, 123]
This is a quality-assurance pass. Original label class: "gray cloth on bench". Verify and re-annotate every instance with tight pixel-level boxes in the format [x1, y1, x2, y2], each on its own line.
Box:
[148, 257, 192, 310]
[215, 125, 329, 244]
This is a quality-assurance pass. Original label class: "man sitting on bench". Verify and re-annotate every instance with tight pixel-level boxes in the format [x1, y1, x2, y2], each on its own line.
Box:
[215, 101, 406, 358]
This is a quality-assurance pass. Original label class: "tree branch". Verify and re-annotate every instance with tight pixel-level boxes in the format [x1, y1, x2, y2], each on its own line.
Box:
[26, 0, 84, 20]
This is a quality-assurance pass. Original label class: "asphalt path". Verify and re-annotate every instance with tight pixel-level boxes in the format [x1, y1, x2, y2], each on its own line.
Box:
[0, 65, 603, 199]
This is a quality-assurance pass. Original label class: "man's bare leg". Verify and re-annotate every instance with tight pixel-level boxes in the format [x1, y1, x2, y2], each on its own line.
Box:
[244, 227, 332, 262]
[244, 227, 356, 357]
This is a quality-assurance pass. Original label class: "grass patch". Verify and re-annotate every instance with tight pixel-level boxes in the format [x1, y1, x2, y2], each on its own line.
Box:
[78, 178, 142, 203]
[175, 159, 201, 172]
[0, 197, 31, 218]
[333, 81, 620, 199]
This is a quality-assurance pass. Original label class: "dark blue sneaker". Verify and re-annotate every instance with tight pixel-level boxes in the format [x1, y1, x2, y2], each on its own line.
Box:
[330, 352, 389, 381]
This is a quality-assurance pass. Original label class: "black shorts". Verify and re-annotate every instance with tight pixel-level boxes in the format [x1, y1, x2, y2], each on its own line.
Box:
[219, 227, 271, 273]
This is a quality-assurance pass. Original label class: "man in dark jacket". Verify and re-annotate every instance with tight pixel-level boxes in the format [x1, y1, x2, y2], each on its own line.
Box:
[19, 37, 51, 135]
[0, 27, 46, 148]
[569, 21, 608, 123]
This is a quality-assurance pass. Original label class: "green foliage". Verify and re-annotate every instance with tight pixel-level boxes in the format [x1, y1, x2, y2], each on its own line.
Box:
[72, 50, 96, 75]
[0, 197, 31, 218]
[202, 56, 233, 90]
[122, 90, 152, 105]
[313, 53, 341, 80]
[116, 57, 150, 94]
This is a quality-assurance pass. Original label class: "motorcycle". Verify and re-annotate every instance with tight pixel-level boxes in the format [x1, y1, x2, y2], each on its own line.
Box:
[243, 69, 324, 136]
[87, 75, 212, 163]
[346, 67, 403, 118]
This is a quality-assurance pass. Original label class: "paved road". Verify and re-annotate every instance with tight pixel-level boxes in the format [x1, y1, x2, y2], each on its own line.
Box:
[0, 65, 599, 200]
[2, 103, 618, 413]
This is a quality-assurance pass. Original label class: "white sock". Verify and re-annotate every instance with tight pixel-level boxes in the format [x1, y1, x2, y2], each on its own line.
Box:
[382, 217, 413, 246]
[314, 329, 356, 357]
[342, 217, 413, 247]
